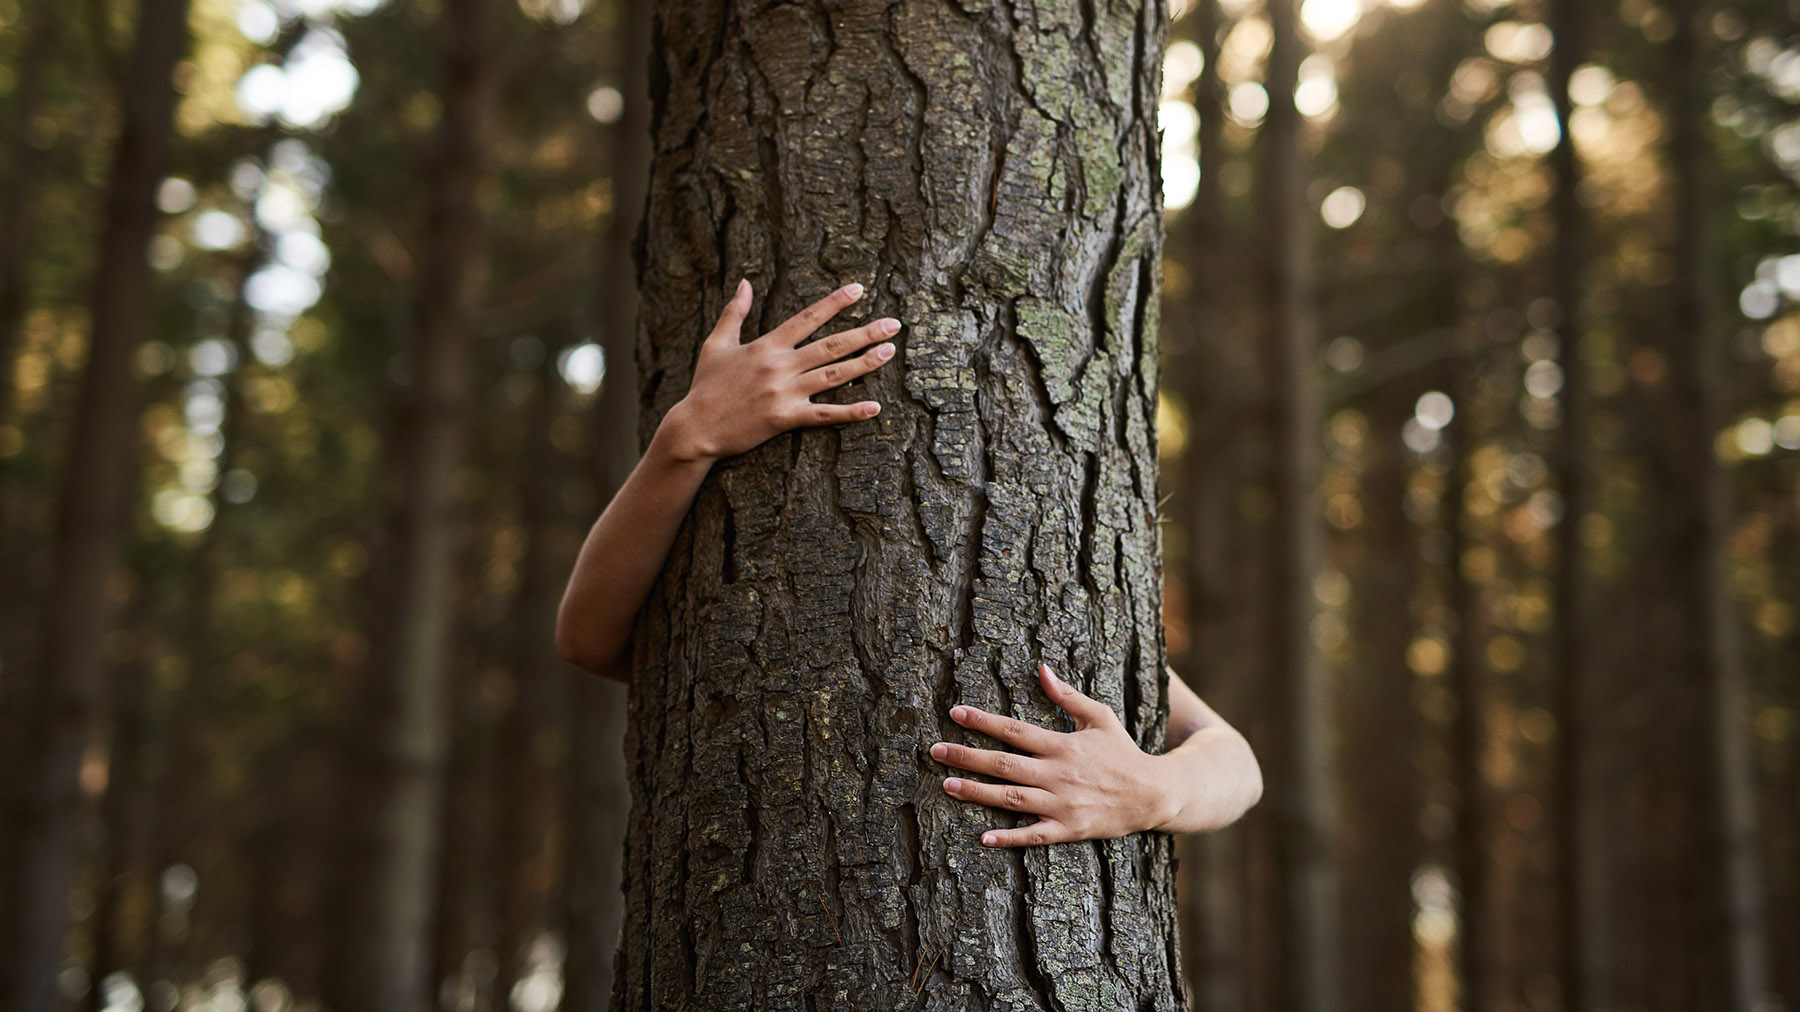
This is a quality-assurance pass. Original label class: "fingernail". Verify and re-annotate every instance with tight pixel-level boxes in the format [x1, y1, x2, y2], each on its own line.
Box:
[1043, 665, 1063, 688]
[864, 402, 880, 416]
[844, 282, 864, 299]
[982, 833, 998, 846]
[877, 343, 894, 360]
[930, 743, 948, 759]
[945, 777, 964, 792]
[880, 318, 900, 335]
[950, 706, 967, 721]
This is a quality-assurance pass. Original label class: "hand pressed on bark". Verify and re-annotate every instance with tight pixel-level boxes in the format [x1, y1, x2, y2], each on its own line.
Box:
[929, 663, 1263, 846]
[555, 278, 899, 681]
[658, 278, 900, 464]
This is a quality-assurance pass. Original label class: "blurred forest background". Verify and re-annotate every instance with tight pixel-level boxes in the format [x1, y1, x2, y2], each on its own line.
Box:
[0, 0, 1796, 1010]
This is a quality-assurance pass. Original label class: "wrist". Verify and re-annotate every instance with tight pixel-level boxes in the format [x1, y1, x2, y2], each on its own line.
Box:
[1138, 751, 1186, 835]
[653, 401, 719, 466]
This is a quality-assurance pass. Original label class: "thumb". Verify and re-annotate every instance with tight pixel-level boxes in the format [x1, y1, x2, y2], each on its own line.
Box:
[708, 279, 752, 342]
[1039, 664, 1114, 730]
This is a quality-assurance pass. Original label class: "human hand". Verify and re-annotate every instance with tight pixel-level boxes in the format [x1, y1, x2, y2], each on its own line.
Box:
[927, 664, 1177, 848]
[658, 279, 900, 463]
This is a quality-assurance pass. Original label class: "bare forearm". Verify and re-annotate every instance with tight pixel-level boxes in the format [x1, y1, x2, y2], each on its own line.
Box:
[1150, 665, 1263, 833]
[1146, 725, 1263, 834]
[555, 421, 713, 681]
[553, 280, 896, 683]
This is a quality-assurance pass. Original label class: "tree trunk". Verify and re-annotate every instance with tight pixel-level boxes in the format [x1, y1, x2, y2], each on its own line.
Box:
[90, 594, 159, 1012]
[561, 1, 651, 1007]
[492, 358, 565, 1002]
[1340, 394, 1420, 1012]
[345, 0, 503, 1006]
[615, 1, 1178, 1008]
[0, 0, 61, 425]
[1545, 1, 1602, 1007]
[0, 0, 192, 1005]
[1443, 396, 1488, 1012]
[1259, 3, 1340, 1011]
[1665, 5, 1771, 1009]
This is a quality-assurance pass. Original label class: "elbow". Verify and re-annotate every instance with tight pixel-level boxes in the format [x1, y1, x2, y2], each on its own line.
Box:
[555, 613, 627, 683]
[1239, 737, 1265, 814]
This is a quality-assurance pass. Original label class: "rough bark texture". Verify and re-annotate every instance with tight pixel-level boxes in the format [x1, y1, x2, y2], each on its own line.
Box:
[0, 0, 191, 1005]
[1259, 3, 1340, 1011]
[616, 1, 1179, 1008]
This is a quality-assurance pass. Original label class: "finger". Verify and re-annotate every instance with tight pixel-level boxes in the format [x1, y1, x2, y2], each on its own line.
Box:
[706, 278, 753, 344]
[787, 400, 881, 428]
[947, 704, 1062, 756]
[928, 741, 1048, 787]
[942, 776, 1056, 815]
[981, 820, 1075, 848]
[765, 282, 864, 347]
[793, 317, 901, 372]
[1039, 664, 1118, 731]
[796, 338, 896, 396]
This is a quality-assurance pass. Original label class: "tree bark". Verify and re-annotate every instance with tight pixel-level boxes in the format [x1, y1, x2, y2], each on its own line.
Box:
[1664, 5, 1771, 1009]
[344, 0, 503, 1006]
[0, 0, 192, 1005]
[1259, 3, 1340, 1011]
[615, 1, 1179, 1008]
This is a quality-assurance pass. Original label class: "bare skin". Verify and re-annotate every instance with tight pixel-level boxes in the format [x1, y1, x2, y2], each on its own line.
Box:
[556, 279, 1263, 846]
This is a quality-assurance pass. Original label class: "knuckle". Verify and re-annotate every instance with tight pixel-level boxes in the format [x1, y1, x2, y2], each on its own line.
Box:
[823, 334, 846, 357]
[1003, 787, 1027, 808]
[812, 405, 835, 425]
[991, 754, 1015, 777]
[1057, 766, 1083, 787]
[1027, 830, 1048, 847]
[821, 365, 842, 385]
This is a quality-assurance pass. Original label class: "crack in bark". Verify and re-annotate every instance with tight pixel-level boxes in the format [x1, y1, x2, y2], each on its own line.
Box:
[1015, 878, 1062, 1011]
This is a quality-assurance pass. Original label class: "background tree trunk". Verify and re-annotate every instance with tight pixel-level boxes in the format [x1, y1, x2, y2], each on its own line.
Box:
[1172, 2, 1258, 1010]
[615, 0, 1180, 1007]
[561, 0, 650, 1007]
[1665, 4, 1771, 1009]
[1545, 0, 1595, 1008]
[0, 0, 192, 1005]
[0, 0, 60, 426]
[1260, 3, 1341, 1011]
[1340, 392, 1420, 1012]
[344, 0, 502, 1006]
